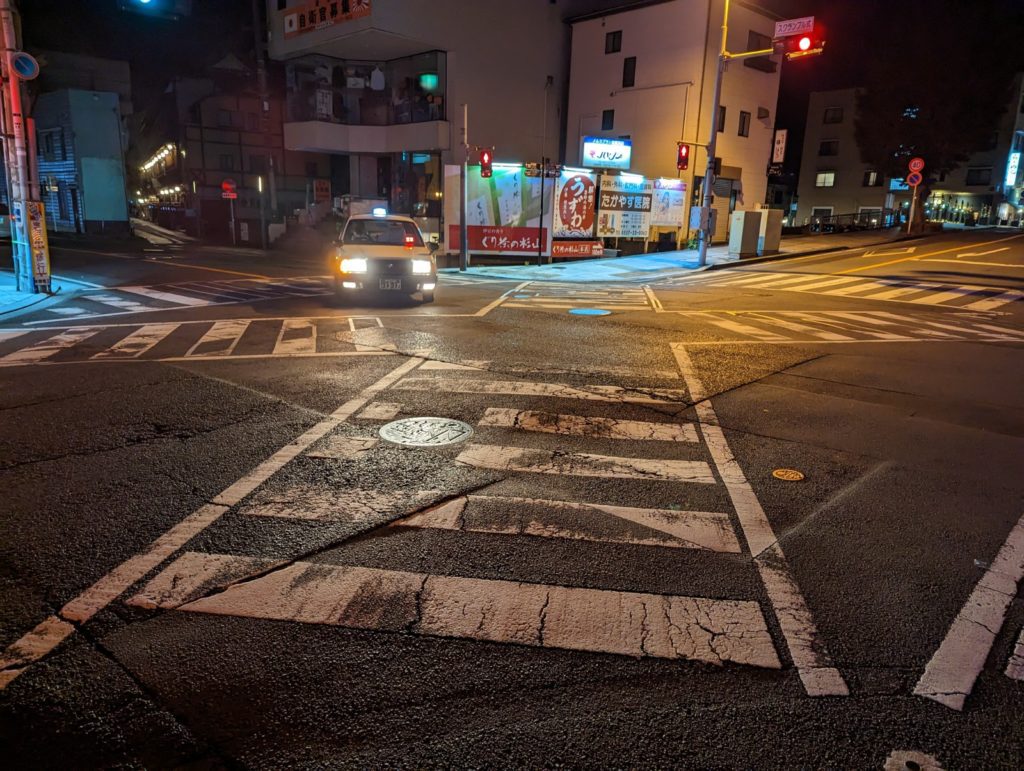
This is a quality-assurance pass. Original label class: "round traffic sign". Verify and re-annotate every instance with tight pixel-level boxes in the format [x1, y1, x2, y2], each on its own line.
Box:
[907, 171, 923, 187]
[11, 52, 39, 81]
[221, 178, 237, 193]
[908, 157, 925, 173]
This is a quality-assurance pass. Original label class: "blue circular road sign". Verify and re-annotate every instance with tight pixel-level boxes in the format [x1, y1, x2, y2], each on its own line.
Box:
[11, 52, 39, 80]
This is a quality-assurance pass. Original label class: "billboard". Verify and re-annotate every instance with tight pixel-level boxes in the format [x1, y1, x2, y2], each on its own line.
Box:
[445, 164, 553, 255]
[581, 136, 632, 170]
[596, 175, 653, 238]
[552, 170, 597, 238]
[284, 0, 371, 39]
[650, 178, 688, 227]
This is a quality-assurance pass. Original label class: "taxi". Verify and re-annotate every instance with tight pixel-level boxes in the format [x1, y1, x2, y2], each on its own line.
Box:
[333, 209, 438, 304]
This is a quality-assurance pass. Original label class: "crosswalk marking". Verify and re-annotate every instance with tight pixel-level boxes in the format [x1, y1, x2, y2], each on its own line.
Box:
[1007, 628, 1024, 681]
[92, 323, 180, 359]
[118, 285, 209, 306]
[907, 286, 978, 305]
[744, 313, 855, 341]
[454, 443, 716, 483]
[964, 288, 1024, 312]
[87, 293, 152, 312]
[702, 316, 790, 342]
[477, 408, 698, 442]
[394, 376, 685, 404]
[128, 552, 781, 668]
[185, 320, 249, 357]
[356, 402, 402, 420]
[504, 282, 652, 312]
[393, 495, 741, 553]
[273, 319, 316, 354]
[0, 327, 100, 365]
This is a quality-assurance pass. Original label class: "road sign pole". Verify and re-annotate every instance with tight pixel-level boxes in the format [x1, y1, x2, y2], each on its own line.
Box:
[229, 197, 236, 246]
[697, 0, 729, 267]
[460, 102, 469, 272]
[907, 185, 919, 235]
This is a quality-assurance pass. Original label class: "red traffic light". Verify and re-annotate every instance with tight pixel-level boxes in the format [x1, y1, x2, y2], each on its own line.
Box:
[777, 27, 826, 61]
[676, 143, 690, 171]
[797, 36, 811, 51]
[479, 149, 493, 178]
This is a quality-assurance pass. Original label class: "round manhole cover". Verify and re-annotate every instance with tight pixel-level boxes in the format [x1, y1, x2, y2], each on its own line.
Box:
[772, 468, 805, 481]
[569, 308, 612, 316]
[379, 417, 474, 448]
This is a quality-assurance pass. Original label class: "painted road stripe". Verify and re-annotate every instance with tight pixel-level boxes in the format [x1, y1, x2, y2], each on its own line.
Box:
[791, 313, 910, 340]
[455, 443, 716, 483]
[821, 279, 899, 297]
[186, 320, 250, 357]
[87, 293, 153, 312]
[0, 328, 100, 365]
[273, 319, 317, 355]
[872, 312, 1024, 339]
[503, 302, 649, 310]
[130, 553, 781, 669]
[394, 376, 686, 404]
[1006, 627, 1024, 681]
[747, 314, 855, 341]
[963, 289, 1024, 312]
[92, 323, 181, 359]
[118, 285, 209, 306]
[907, 286, 982, 306]
[0, 356, 426, 690]
[914, 511, 1024, 710]
[857, 284, 933, 302]
[703, 317, 789, 342]
[306, 436, 379, 460]
[394, 495, 741, 553]
[672, 343, 848, 697]
[356, 401, 402, 420]
[478, 408, 698, 442]
[785, 276, 864, 292]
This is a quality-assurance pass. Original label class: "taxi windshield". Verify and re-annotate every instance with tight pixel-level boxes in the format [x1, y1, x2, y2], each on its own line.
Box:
[342, 219, 424, 247]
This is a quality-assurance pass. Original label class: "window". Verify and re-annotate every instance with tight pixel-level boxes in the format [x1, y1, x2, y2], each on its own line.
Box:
[249, 154, 267, 173]
[862, 170, 882, 187]
[605, 30, 622, 54]
[42, 132, 54, 157]
[965, 167, 992, 186]
[343, 219, 424, 247]
[743, 31, 776, 73]
[601, 109, 614, 131]
[246, 113, 258, 131]
[818, 139, 839, 156]
[622, 56, 636, 88]
[717, 105, 726, 133]
[217, 109, 232, 127]
[305, 161, 318, 178]
[738, 110, 751, 137]
[815, 171, 836, 187]
[219, 154, 234, 171]
[811, 207, 833, 219]
[823, 107, 843, 124]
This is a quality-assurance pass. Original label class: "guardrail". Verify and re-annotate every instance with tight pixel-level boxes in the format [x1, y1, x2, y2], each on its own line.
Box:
[806, 209, 900, 234]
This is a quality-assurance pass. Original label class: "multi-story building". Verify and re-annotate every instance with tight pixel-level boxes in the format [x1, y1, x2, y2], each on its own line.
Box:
[565, 0, 783, 242]
[796, 77, 1024, 227]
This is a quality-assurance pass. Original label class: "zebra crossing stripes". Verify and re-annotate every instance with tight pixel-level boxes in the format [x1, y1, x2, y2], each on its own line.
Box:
[682, 310, 1024, 344]
[502, 282, 652, 311]
[684, 270, 1023, 311]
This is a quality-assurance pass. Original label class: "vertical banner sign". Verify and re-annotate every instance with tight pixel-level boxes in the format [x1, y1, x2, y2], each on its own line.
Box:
[444, 164, 552, 256]
[597, 175, 653, 238]
[650, 178, 688, 227]
[26, 202, 50, 287]
[772, 129, 788, 164]
[552, 171, 597, 237]
[314, 179, 331, 203]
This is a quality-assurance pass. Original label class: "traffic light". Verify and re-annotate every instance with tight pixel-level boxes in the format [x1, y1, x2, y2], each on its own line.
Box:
[118, 0, 192, 20]
[776, 28, 826, 61]
[479, 149, 493, 178]
[676, 143, 690, 171]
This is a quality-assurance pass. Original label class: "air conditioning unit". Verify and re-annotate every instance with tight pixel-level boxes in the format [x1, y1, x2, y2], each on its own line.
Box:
[757, 107, 770, 120]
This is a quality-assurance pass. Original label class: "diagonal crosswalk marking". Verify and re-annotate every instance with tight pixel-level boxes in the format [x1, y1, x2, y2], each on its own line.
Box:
[92, 323, 182, 359]
[185, 321, 250, 357]
[118, 285, 209, 306]
[477, 407, 698, 442]
[907, 286, 982, 305]
[963, 288, 1024, 312]
[699, 316, 791, 342]
[394, 376, 685, 404]
[0, 328, 100, 364]
[746, 313, 855, 341]
[273, 319, 317, 354]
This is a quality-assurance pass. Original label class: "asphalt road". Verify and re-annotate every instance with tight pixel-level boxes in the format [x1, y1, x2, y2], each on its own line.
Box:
[1, 228, 1023, 768]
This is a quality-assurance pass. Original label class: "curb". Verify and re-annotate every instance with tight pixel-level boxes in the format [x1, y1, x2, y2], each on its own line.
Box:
[0, 287, 83, 322]
[704, 232, 936, 271]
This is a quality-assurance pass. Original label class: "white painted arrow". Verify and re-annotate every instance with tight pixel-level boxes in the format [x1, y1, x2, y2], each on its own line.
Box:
[864, 246, 917, 257]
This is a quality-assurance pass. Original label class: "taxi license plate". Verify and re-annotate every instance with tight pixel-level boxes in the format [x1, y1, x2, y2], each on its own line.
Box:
[379, 279, 402, 291]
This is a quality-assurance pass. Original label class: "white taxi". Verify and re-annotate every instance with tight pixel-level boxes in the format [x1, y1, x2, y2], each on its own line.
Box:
[333, 209, 438, 304]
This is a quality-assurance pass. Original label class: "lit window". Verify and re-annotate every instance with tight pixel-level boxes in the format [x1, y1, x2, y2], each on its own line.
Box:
[815, 171, 836, 187]
[862, 170, 882, 187]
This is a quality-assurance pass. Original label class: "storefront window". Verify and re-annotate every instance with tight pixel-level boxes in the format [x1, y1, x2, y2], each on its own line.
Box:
[390, 151, 441, 217]
[286, 51, 446, 126]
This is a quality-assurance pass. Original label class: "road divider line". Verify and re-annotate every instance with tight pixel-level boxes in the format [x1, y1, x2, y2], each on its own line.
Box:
[474, 281, 532, 316]
[914, 511, 1024, 710]
[0, 355, 426, 691]
[129, 553, 782, 669]
[478, 407, 698, 442]
[642, 285, 664, 312]
[671, 343, 849, 697]
[839, 233, 1024, 274]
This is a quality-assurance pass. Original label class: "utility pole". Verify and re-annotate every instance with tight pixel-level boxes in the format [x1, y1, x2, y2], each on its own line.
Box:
[459, 102, 468, 271]
[537, 76, 552, 266]
[251, 0, 278, 228]
[0, 0, 49, 293]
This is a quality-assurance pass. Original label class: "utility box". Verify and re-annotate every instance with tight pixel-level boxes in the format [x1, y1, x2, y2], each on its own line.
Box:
[757, 208, 784, 255]
[728, 210, 761, 258]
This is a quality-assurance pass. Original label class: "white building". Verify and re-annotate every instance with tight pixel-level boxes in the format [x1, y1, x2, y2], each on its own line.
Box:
[565, 0, 783, 242]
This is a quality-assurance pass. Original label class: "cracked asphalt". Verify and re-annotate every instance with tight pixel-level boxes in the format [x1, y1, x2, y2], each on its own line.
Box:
[1, 230, 1024, 768]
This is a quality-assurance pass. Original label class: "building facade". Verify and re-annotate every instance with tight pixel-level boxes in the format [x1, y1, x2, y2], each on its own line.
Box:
[566, 0, 783, 242]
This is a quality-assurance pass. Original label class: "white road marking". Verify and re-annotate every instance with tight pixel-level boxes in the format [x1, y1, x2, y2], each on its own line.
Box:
[672, 343, 848, 697]
[87, 293, 153, 312]
[0, 328, 100, 365]
[478, 407, 698, 442]
[859, 284, 936, 302]
[455, 443, 716, 483]
[963, 289, 1024, 312]
[474, 281, 531, 316]
[240, 487, 439, 522]
[782, 276, 864, 292]
[356, 401, 402, 420]
[92, 323, 181, 359]
[394, 495, 741, 553]
[185, 320, 249, 357]
[884, 750, 945, 770]
[273, 319, 317, 355]
[642, 285, 663, 311]
[958, 247, 1009, 257]
[914, 511, 1024, 710]
[131, 554, 782, 668]
[865, 246, 916, 257]
[821, 279, 901, 297]
[702, 316, 790, 342]
[503, 302, 648, 311]
[746, 313, 855, 341]
[0, 330, 30, 343]
[1006, 627, 1024, 681]
[924, 258, 1024, 269]
[907, 286, 982, 305]
[0, 356, 426, 690]
[395, 376, 686, 404]
[794, 313, 909, 341]
[118, 285, 209, 306]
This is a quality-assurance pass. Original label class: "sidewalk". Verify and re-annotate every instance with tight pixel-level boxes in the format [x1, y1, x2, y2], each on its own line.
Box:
[441, 228, 914, 284]
[0, 271, 94, 319]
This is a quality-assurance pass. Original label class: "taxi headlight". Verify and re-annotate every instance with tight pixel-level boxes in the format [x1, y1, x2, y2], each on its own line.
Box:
[340, 257, 368, 273]
[411, 259, 432, 275]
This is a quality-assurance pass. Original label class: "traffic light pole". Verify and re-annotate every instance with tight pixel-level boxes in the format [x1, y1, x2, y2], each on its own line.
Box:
[251, 0, 278, 224]
[459, 103, 469, 272]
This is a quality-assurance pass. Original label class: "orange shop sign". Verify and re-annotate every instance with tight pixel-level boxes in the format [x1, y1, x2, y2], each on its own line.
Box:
[283, 0, 371, 39]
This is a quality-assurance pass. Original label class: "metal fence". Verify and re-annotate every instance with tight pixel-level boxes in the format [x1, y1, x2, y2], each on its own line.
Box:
[806, 209, 900, 234]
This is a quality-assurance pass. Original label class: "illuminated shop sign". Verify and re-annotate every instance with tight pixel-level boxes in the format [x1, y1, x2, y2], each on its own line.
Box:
[581, 136, 632, 170]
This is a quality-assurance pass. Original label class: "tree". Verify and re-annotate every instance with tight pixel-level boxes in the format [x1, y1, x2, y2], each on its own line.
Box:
[854, 0, 1024, 183]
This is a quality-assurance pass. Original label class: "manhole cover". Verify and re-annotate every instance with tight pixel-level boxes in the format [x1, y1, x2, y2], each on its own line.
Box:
[772, 468, 805, 481]
[569, 308, 612, 316]
[379, 417, 474, 448]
